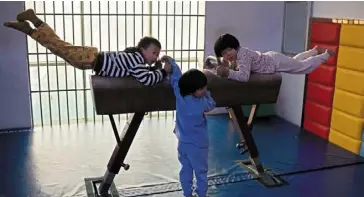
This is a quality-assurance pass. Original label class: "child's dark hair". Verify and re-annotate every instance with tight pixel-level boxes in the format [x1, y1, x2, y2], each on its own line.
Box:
[124, 36, 161, 53]
[178, 69, 207, 97]
[214, 33, 240, 58]
[138, 36, 161, 49]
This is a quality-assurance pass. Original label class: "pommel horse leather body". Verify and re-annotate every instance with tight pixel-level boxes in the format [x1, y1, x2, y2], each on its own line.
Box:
[91, 71, 281, 115]
[85, 71, 283, 197]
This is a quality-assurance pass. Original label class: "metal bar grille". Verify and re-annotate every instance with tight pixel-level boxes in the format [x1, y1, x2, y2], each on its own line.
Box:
[26, 1, 206, 126]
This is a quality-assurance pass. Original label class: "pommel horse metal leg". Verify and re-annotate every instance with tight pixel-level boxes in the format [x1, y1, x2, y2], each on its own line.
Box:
[233, 104, 260, 153]
[227, 105, 285, 188]
[85, 112, 145, 197]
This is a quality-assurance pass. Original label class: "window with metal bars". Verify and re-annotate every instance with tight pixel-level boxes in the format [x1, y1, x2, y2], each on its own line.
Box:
[26, 1, 206, 126]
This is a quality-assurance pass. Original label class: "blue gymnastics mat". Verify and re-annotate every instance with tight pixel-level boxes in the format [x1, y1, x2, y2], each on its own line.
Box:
[1, 115, 363, 197]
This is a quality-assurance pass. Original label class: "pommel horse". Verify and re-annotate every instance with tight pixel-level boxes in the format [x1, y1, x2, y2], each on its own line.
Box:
[85, 70, 283, 196]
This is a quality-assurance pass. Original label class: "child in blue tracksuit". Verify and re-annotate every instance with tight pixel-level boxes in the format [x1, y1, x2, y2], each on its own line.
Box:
[165, 57, 216, 197]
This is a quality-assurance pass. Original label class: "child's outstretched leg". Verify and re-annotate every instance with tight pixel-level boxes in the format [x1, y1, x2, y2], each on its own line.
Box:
[272, 50, 333, 74]
[293, 46, 319, 60]
[4, 9, 98, 70]
[293, 46, 331, 61]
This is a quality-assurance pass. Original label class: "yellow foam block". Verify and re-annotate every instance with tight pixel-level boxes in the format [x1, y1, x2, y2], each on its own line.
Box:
[330, 109, 364, 140]
[333, 88, 364, 118]
[335, 67, 364, 96]
[337, 46, 364, 72]
[340, 24, 364, 48]
[329, 128, 361, 154]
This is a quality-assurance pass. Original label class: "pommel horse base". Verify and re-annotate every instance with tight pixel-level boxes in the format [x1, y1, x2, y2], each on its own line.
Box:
[85, 71, 283, 196]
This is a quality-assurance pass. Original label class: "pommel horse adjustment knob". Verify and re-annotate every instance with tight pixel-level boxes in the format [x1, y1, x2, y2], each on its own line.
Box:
[236, 141, 246, 149]
[236, 142, 249, 155]
[240, 149, 249, 155]
[121, 163, 130, 171]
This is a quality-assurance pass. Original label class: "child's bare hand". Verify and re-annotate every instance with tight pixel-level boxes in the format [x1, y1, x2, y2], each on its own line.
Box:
[231, 60, 238, 70]
[222, 58, 230, 67]
[154, 60, 163, 69]
[160, 55, 173, 63]
[216, 65, 229, 77]
[164, 62, 172, 73]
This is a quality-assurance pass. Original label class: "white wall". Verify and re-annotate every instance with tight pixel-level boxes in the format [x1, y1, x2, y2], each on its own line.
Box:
[204, 1, 284, 55]
[275, 74, 306, 126]
[313, 2, 364, 19]
[0, 1, 32, 130]
[274, 2, 311, 126]
[204, 1, 285, 114]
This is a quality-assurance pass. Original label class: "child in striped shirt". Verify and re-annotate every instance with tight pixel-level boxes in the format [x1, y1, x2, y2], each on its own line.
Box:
[212, 33, 335, 82]
[4, 9, 170, 86]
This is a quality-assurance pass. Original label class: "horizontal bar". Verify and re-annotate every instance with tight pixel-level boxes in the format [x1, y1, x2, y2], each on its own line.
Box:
[35, 13, 205, 17]
[31, 88, 90, 93]
[28, 49, 204, 56]
[28, 58, 200, 67]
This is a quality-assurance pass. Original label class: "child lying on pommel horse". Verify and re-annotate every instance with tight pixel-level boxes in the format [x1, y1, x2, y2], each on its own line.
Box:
[4, 9, 172, 86]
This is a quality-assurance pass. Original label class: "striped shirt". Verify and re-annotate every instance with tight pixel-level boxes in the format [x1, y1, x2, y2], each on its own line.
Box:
[94, 51, 166, 86]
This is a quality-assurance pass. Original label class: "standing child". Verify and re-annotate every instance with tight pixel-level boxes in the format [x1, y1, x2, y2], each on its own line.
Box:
[162, 57, 216, 197]
[4, 9, 170, 86]
[213, 33, 335, 82]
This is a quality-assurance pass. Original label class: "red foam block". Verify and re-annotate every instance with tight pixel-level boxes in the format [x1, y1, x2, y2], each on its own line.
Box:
[306, 82, 335, 107]
[304, 99, 332, 126]
[309, 43, 338, 65]
[303, 118, 329, 140]
[310, 22, 341, 44]
[307, 64, 336, 86]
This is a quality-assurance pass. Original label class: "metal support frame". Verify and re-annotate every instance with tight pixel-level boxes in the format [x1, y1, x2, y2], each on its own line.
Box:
[227, 105, 286, 188]
[85, 112, 145, 197]
[85, 104, 284, 196]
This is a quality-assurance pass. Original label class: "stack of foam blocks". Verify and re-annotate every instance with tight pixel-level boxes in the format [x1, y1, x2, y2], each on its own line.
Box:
[303, 19, 364, 156]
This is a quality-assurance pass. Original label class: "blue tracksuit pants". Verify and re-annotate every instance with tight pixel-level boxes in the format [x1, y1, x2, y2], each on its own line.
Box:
[178, 141, 208, 197]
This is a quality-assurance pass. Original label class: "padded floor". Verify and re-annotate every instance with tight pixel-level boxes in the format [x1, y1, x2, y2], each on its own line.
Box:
[151, 164, 364, 197]
[1, 115, 364, 197]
